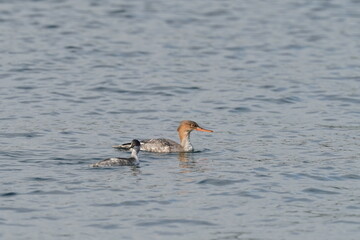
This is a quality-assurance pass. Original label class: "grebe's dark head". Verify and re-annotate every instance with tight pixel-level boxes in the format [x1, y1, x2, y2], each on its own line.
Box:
[130, 139, 141, 147]
[130, 139, 141, 153]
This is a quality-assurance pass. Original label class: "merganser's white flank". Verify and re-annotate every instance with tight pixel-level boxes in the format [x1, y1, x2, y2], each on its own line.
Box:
[91, 139, 141, 167]
[113, 120, 213, 153]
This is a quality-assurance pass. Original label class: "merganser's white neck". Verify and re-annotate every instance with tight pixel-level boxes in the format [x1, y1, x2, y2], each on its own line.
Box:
[179, 130, 194, 152]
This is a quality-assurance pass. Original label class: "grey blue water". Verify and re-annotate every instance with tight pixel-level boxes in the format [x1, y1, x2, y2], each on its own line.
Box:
[1, 0, 360, 239]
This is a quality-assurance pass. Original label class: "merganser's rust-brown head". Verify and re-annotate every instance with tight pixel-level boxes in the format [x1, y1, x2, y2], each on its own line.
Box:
[176, 120, 213, 151]
[177, 120, 213, 133]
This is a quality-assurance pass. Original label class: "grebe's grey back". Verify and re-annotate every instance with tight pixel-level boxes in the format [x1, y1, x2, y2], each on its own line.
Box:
[91, 139, 141, 167]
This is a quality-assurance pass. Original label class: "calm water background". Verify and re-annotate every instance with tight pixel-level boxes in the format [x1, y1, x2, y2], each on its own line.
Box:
[1, 0, 360, 239]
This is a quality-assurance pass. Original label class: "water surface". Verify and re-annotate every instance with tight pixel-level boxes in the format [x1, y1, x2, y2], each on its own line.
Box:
[1, 0, 360, 239]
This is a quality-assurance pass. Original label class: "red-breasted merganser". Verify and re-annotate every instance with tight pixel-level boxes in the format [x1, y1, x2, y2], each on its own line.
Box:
[113, 120, 213, 153]
[91, 139, 141, 167]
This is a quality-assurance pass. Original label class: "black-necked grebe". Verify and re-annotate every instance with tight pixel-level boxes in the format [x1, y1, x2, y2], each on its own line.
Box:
[91, 139, 141, 167]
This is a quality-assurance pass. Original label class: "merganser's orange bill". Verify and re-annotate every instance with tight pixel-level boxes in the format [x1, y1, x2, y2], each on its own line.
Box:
[195, 127, 213, 132]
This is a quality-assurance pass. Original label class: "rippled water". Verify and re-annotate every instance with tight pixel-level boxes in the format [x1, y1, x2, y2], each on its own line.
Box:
[1, 0, 360, 239]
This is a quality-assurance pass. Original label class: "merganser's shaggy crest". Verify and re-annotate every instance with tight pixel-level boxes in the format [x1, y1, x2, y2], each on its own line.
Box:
[113, 120, 213, 153]
[91, 139, 141, 167]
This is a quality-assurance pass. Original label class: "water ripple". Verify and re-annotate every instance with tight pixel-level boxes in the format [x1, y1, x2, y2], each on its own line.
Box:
[283, 197, 313, 203]
[26, 177, 56, 182]
[92, 200, 172, 207]
[137, 219, 216, 227]
[198, 178, 244, 186]
[303, 188, 340, 195]
[27, 190, 73, 195]
[0, 207, 37, 213]
[0, 132, 43, 138]
[1, 192, 17, 197]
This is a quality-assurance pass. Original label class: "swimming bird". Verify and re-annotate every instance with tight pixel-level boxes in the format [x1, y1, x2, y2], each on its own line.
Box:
[91, 139, 141, 167]
[113, 120, 213, 153]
